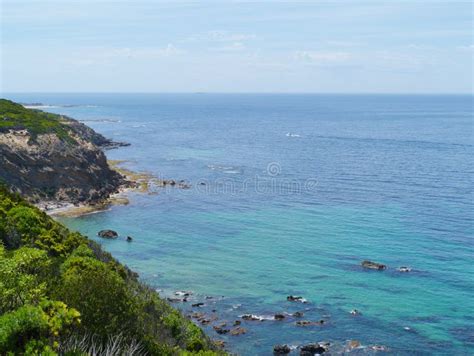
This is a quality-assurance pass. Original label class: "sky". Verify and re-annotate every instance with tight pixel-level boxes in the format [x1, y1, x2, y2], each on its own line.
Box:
[1, 0, 473, 93]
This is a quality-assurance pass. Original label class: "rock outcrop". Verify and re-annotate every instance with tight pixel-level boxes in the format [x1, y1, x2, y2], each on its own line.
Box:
[361, 260, 387, 270]
[0, 99, 129, 204]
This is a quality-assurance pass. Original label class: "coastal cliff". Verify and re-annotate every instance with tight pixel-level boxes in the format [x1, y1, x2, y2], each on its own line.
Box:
[0, 99, 128, 204]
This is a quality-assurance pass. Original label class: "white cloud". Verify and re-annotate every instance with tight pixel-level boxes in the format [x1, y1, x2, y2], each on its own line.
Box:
[294, 51, 351, 65]
[457, 44, 474, 51]
[211, 42, 246, 52]
[189, 31, 257, 43]
[67, 44, 185, 66]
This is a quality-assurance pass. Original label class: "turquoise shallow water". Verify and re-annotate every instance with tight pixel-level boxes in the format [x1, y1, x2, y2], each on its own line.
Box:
[4, 93, 473, 355]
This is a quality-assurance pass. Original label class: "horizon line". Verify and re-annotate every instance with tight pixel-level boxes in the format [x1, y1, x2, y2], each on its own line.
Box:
[1, 91, 473, 96]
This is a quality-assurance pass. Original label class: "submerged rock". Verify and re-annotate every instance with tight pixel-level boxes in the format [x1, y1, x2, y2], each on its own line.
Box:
[191, 312, 205, 319]
[398, 266, 412, 272]
[215, 328, 229, 335]
[167, 297, 187, 303]
[213, 325, 229, 334]
[293, 311, 304, 318]
[192, 302, 205, 307]
[350, 309, 362, 316]
[162, 179, 176, 186]
[213, 340, 226, 348]
[98, 229, 118, 238]
[370, 345, 389, 352]
[361, 260, 386, 270]
[126, 235, 133, 242]
[178, 180, 191, 189]
[296, 320, 325, 327]
[230, 327, 247, 335]
[347, 340, 361, 350]
[273, 344, 291, 354]
[287, 295, 308, 303]
[241, 314, 264, 321]
[274, 313, 286, 320]
[233, 320, 241, 326]
[175, 291, 192, 297]
[300, 343, 328, 355]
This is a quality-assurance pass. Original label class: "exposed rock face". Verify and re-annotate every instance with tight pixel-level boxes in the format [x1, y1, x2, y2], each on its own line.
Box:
[0, 100, 129, 204]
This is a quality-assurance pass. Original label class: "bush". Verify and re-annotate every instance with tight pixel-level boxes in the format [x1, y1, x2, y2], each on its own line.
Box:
[58, 255, 136, 337]
[0, 246, 50, 313]
[0, 300, 80, 354]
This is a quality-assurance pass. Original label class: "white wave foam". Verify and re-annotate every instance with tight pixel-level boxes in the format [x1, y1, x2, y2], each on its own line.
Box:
[286, 132, 301, 137]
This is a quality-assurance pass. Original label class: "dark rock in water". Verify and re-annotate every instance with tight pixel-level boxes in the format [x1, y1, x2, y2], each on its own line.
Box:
[213, 326, 229, 335]
[167, 297, 187, 303]
[102, 141, 131, 150]
[293, 311, 304, 318]
[233, 320, 241, 326]
[274, 313, 286, 320]
[361, 260, 386, 270]
[126, 236, 133, 242]
[287, 295, 308, 303]
[398, 266, 412, 272]
[175, 291, 192, 297]
[350, 309, 361, 316]
[192, 302, 204, 307]
[191, 312, 204, 319]
[213, 340, 226, 348]
[98, 229, 118, 238]
[230, 327, 247, 335]
[162, 179, 176, 186]
[178, 181, 191, 189]
[296, 320, 314, 326]
[273, 344, 291, 354]
[241, 314, 264, 321]
[296, 320, 325, 327]
[300, 343, 328, 355]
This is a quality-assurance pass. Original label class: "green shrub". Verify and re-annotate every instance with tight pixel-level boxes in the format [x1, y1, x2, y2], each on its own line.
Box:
[7, 205, 47, 244]
[0, 246, 50, 313]
[58, 255, 136, 337]
[0, 300, 80, 354]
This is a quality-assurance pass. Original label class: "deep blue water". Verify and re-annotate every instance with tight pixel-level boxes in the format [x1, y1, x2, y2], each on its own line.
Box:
[4, 93, 474, 355]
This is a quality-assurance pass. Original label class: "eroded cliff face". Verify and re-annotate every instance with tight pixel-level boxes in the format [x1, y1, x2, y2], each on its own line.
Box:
[0, 102, 128, 204]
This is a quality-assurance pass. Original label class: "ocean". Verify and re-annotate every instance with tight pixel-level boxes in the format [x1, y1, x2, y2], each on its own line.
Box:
[4, 93, 473, 355]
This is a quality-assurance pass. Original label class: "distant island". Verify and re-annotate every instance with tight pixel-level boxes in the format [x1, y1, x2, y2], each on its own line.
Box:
[0, 99, 224, 355]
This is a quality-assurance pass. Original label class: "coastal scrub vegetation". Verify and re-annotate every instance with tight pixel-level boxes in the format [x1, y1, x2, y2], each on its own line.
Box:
[0, 99, 75, 143]
[0, 185, 221, 355]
